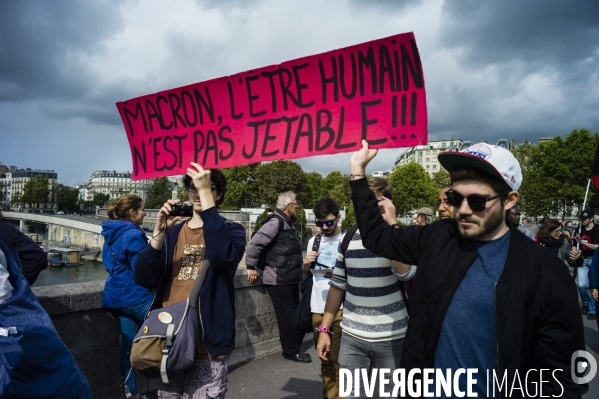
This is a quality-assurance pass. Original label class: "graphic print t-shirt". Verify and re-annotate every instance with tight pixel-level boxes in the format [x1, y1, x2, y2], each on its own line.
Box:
[579, 223, 599, 257]
[309, 232, 343, 314]
[161, 222, 210, 358]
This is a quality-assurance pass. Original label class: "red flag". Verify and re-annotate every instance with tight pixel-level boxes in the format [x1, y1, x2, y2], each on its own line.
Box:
[593, 142, 599, 189]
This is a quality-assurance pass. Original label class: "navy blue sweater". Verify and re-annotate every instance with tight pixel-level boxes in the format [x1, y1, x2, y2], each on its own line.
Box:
[135, 207, 246, 357]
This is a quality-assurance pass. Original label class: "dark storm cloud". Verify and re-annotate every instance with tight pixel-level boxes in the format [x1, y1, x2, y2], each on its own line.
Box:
[0, 1, 126, 103]
[440, 0, 599, 68]
[423, 0, 599, 144]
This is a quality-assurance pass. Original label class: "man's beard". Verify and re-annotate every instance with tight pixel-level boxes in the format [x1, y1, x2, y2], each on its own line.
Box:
[456, 206, 505, 239]
[322, 226, 338, 237]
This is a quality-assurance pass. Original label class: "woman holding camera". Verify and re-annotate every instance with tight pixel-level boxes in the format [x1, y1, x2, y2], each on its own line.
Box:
[101, 195, 153, 399]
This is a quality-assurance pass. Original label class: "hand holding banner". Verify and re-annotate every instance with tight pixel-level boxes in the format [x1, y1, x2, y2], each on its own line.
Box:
[116, 32, 428, 180]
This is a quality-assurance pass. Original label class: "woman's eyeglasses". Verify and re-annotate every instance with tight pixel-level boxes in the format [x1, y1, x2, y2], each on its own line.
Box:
[445, 189, 501, 212]
[315, 219, 336, 227]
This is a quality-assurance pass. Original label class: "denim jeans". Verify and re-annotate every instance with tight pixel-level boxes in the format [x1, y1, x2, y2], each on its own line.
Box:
[577, 259, 596, 314]
[337, 333, 404, 399]
[114, 300, 152, 395]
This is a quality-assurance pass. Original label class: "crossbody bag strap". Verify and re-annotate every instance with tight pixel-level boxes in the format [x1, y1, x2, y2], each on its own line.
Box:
[188, 260, 210, 308]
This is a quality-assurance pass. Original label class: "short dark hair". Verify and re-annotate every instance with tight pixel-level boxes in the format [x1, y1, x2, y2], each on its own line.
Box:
[313, 198, 340, 220]
[183, 168, 227, 207]
[449, 166, 512, 202]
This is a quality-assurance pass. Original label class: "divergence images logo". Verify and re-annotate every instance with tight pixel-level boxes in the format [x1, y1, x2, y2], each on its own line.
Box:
[571, 350, 597, 384]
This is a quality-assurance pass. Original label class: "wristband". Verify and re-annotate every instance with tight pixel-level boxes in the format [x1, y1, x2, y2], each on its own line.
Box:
[350, 174, 365, 180]
[316, 325, 332, 334]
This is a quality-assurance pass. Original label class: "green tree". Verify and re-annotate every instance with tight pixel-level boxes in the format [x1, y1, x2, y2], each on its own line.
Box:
[387, 162, 438, 218]
[322, 171, 346, 197]
[432, 169, 451, 188]
[145, 177, 173, 209]
[56, 184, 79, 212]
[176, 181, 188, 202]
[305, 171, 324, 208]
[341, 202, 357, 229]
[22, 175, 49, 208]
[11, 192, 22, 209]
[255, 161, 309, 208]
[221, 163, 260, 210]
[514, 129, 599, 220]
[254, 209, 270, 232]
[295, 205, 309, 245]
[329, 179, 351, 209]
[94, 193, 110, 208]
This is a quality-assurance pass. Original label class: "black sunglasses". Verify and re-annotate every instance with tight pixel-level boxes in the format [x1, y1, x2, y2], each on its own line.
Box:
[445, 189, 501, 212]
[315, 219, 336, 227]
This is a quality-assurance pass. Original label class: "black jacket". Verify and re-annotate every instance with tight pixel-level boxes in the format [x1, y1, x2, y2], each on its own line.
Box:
[351, 178, 587, 398]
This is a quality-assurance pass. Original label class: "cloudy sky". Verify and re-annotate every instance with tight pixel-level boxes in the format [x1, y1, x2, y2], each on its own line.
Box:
[1, 0, 598, 185]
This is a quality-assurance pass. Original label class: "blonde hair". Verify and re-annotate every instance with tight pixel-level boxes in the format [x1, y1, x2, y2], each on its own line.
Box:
[367, 177, 392, 198]
[107, 195, 143, 220]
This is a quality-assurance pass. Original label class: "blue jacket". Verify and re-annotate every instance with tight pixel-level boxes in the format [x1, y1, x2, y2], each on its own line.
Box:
[135, 207, 246, 357]
[101, 220, 153, 308]
[0, 237, 92, 398]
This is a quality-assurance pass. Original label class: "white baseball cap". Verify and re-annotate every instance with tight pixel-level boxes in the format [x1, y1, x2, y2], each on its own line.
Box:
[437, 143, 522, 191]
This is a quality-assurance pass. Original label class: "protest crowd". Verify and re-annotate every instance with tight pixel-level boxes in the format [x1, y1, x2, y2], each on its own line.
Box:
[2, 139, 598, 398]
[0, 32, 597, 399]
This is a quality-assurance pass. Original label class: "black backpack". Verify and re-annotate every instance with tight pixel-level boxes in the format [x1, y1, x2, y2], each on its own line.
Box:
[253, 214, 285, 270]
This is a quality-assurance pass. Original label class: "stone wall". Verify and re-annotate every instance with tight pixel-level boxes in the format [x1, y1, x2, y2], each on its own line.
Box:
[32, 270, 290, 399]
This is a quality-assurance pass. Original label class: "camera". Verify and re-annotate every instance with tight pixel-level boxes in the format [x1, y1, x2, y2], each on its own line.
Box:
[171, 203, 193, 217]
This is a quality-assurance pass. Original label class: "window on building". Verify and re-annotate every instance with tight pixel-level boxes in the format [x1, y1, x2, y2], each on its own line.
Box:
[426, 158, 430, 162]
[426, 165, 430, 169]
[433, 165, 437, 169]
[426, 150, 430, 155]
[442, 143, 447, 148]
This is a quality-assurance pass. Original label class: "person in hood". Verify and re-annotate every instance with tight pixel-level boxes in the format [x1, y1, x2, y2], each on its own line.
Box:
[101, 194, 153, 399]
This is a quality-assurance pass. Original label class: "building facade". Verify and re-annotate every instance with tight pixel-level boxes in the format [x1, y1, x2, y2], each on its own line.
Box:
[393, 139, 463, 177]
[0, 173, 11, 210]
[10, 169, 59, 213]
[87, 170, 153, 202]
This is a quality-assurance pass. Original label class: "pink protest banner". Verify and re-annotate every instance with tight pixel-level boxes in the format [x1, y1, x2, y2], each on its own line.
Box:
[116, 32, 427, 180]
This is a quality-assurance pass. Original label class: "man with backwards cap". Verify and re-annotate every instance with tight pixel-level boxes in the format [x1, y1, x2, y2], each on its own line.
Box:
[348, 141, 586, 398]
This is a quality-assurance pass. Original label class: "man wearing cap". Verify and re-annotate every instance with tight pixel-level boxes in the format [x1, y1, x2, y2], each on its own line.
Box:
[348, 140, 586, 397]
[573, 209, 599, 319]
[414, 207, 434, 225]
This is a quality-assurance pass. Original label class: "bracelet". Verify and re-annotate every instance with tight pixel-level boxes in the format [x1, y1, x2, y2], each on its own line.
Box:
[350, 174, 365, 180]
[316, 325, 332, 334]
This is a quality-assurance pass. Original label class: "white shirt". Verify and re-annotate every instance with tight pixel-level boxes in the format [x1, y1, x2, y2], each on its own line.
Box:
[308, 232, 344, 314]
[0, 248, 14, 305]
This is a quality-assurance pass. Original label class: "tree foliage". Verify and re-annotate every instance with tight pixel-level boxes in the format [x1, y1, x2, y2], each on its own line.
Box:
[94, 193, 110, 208]
[56, 184, 79, 212]
[145, 177, 173, 209]
[221, 163, 260, 210]
[255, 160, 309, 208]
[432, 169, 451, 188]
[514, 129, 599, 220]
[22, 175, 49, 207]
[254, 209, 270, 232]
[387, 162, 438, 217]
[341, 202, 357, 229]
[305, 171, 324, 208]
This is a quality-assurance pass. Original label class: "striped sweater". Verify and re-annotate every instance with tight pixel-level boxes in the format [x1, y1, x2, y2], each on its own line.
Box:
[329, 229, 414, 342]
